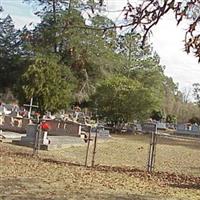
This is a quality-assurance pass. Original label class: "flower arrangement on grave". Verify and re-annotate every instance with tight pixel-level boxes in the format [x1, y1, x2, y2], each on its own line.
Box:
[41, 121, 50, 131]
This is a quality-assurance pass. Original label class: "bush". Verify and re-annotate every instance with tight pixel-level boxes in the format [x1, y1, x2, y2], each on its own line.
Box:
[188, 117, 200, 125]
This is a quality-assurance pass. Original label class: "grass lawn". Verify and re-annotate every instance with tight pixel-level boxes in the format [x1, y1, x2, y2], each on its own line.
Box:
[0, 134, 200, 200]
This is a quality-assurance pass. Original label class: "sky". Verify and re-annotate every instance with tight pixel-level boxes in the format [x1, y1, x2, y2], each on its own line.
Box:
[0, 0, 200, 93]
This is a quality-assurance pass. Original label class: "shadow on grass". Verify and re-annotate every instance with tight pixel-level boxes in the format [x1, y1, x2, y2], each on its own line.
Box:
[41, 157, 83, 167]
[169, 183, 200, 190]
[92, 165, 200, 190]
[10, 151, 84, 167]
[0, 185, 161, 200]
[0, 193, 160, 200]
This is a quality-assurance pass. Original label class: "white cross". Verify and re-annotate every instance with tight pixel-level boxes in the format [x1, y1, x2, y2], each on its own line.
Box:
[23, 98, 38, 119]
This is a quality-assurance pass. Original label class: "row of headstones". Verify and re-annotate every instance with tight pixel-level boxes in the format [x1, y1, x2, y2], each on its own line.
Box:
[0, 115, 83, 136]
[20, 123, 110, 148]
[0, 115, 30, 133]
[176, 124, 200, 134]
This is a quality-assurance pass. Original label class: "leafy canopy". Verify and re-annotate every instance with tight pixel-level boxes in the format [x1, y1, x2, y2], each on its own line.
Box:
[94, 75, 159, 123]
[22, 54, 75, 113]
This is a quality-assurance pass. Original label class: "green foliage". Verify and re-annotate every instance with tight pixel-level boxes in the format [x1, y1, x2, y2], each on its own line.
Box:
[1, 0, 198, 125]
[25, 9, 121, 103]
[188, 117, 200, 125]
[94, 75, 159, 123]
[117, 33, 165, 106]
[150, 110, 163, 121]
[22, 54, 75, 113]
[166, 114, 177, 124]
[0, 15, 26, 91]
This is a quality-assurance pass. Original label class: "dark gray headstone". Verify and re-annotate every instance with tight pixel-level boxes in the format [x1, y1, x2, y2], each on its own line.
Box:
[142, 123, 157, 133]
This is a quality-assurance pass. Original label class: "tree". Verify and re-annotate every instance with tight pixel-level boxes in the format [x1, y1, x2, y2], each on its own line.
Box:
[93, 75, 159, 125]
[22, 54, 75, 113]
[188, 116, 200, 125]
[162, 77, 178, 115]
[23, 3, 121, 104]
[26, 1, 200, 61]
[166, 114, 177, 124]
[117, 33, 165, 107]
[86, 1, 200, 62]
[151, 110, 163, 121]
[0, 15, 26, 91]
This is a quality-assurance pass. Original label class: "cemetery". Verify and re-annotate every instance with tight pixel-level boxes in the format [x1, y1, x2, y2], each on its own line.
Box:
[1, 105, 200, 199]
[1, 0, 200, 199]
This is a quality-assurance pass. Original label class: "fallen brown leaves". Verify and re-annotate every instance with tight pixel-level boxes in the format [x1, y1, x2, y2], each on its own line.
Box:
[90, 165, 200, 189]
[1, 135, 200, 200]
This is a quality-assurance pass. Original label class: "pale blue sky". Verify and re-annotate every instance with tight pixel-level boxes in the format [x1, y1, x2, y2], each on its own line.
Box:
[1, 0, 200, 95]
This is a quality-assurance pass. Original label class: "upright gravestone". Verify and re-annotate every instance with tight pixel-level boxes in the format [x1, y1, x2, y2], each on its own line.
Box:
[20, 124, 38, 144]
[142, 122, 157, 173]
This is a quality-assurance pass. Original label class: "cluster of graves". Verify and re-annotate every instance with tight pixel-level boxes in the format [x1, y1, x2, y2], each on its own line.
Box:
[0, 103, 111, 150]
[176, 123, 200, 136]
[1, 100, 199, 151]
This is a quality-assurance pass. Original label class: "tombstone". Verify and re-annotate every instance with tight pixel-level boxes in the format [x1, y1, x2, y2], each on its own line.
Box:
[22, 118, 31, 129]
[43, 119, 82, 137]
[11, 116, 23, 128]
[15, 122, 85, 150]
[136, 124, 142, 132]
[91, 125, 111, 138]
[19, 123, 49, 147]
[127, 123, 137, 133]
[156, 122, 166, 130]
[142, 122, 157, 133]
[3, 116, 12, 130]
[98, 129, 110, 138]
[1, 104, 12, 115]
[177, 124, 185, 132]
[191, 124, 199, 133]
[20, 124, 38, 144]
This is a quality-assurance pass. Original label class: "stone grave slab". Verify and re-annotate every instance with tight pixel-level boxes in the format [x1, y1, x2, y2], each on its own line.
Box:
[43, 136, 85, 150]
[90, 126, 111, 139]
[13, 123, 86, 150]
[0, 131, 26, 143]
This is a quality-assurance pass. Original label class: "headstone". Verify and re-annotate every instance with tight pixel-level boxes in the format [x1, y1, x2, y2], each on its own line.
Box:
[45, 119, 82, 136]
[156, 122, 166, 130]
[191, 125, 199, 133]
[136, 124, 142, 132]
[177, 124, 185, 131]
[16, 125, 85, 150]
[20, 124, 38, 143]
[91, 125, 111, 138]
[142, 123, 157, 133]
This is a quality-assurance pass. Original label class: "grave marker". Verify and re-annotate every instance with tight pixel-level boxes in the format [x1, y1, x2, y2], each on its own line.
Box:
[23, 98, 38, 119]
